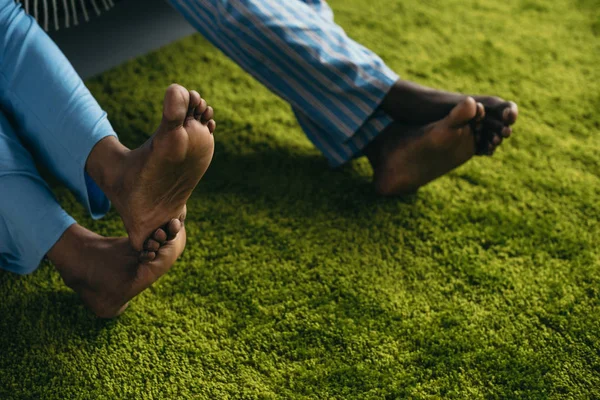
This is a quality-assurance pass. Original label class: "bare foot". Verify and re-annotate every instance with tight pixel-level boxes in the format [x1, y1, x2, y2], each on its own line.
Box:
[381, 80, 518, 155]
[86, 84, 215, 251]
[49, 223, 186, 318]
[365, 97, 487, 195]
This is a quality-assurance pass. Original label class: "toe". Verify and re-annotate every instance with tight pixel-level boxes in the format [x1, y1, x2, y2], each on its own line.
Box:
[207, 119, 216, 134]
[144, 239, 161, 252]
[476, 119, 505, 154]
[488, 101, 518, 125]
[195, 98, 208, 119]
[162, 84, 190, 128]
[470, 102, 485, 135]
[445, 97, 477, 129]
[475, 102, 485, 122]
[201, 106, 214, 124]
[153, 228, 168, 244]
[187, 90, 202, 118]
[483, 119, 505, 137]
[502, 126, 512, 138]
[166, 218, 183, 240]
[139, 251, 157, 263]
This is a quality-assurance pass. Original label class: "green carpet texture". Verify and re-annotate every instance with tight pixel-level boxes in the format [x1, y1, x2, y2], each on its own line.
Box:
[1, 0, 600, 398]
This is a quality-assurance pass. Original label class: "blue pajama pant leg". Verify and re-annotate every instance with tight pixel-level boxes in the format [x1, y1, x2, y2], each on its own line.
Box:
[167, 0, 399, 166]
[0, 0, 116, 273]
[0, 0, 116, 219]
[0, 111, 76, 275]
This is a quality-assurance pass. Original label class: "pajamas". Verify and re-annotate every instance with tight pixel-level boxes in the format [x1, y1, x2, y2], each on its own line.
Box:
[167, 0, 399, 166]
[0, 0, 116, 274]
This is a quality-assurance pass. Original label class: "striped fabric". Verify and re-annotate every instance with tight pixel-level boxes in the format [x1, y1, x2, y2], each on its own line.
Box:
[167, 0, 399, 166]
[15, 0, 115, 31]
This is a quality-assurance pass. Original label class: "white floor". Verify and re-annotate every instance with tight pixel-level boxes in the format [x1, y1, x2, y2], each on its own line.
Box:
[48, 0, 197, 79]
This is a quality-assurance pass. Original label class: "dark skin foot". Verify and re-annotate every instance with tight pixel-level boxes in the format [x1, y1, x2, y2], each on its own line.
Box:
[49, 223, 186, 318]
[381, 80, 518, 155]
[365, 97, 487, 195]
[85, 84, 215, 252]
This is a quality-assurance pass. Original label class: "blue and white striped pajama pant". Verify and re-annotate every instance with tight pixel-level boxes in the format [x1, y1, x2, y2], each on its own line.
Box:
[168, 0, 399, 166]
[0, 0, 398, 274]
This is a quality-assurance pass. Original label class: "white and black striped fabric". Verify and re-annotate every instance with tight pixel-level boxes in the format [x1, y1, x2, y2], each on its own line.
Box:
[15, 0, 117, 31]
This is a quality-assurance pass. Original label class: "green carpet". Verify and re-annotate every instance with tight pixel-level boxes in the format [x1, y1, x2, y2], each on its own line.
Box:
[2, 0, 600, 398]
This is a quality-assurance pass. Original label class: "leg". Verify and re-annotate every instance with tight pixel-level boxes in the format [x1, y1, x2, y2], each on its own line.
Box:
[167, 0, 399, 166]
[0, 0, 115, 219]
[169, 0, 517, 191]
[0, 1, 215, 250]
[0, 110, 186, 318]
[297, 0, 517, 156]
[296, 0, 519, 151]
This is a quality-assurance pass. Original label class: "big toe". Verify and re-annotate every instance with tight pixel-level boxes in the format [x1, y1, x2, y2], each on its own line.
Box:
[162, 84, 191, 127]
[445, 97, 478, 129]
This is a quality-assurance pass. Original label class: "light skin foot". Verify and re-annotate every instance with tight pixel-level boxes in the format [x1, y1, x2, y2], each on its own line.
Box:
[48, 222, 186, 318]
[365, 97, 485, 195]
[85, 84, 215, 252]
[381, 80, 518, 155]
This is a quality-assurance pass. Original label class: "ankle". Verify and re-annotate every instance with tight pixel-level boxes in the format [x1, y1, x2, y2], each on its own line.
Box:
[85, 136, 130, 196]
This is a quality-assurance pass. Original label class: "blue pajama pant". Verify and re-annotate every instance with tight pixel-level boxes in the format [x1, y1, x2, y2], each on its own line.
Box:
[0, 0, 398, 274]
[0, 0, 115, 273]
